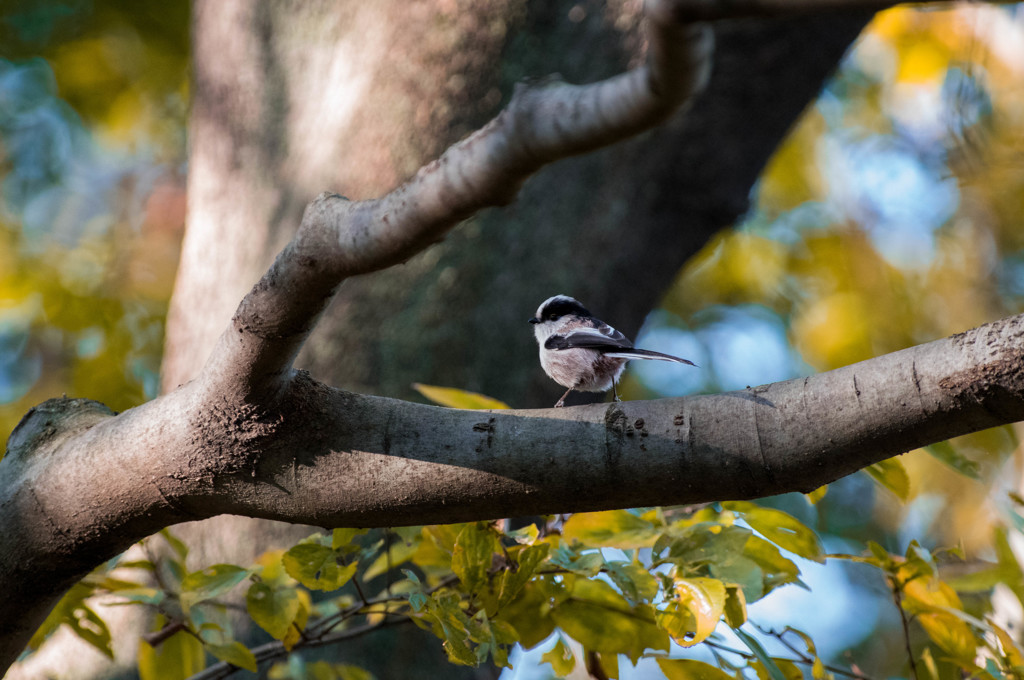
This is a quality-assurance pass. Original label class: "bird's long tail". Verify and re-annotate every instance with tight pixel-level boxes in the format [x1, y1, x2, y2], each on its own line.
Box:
[605, 348, 697, 366]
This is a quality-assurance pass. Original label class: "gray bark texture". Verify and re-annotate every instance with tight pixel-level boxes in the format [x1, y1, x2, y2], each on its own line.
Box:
[8, 0, 1015, 677]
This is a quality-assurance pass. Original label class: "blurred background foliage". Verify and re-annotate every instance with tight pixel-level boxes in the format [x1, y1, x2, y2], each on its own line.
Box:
[0, 0, 188, 423]
[3, 1, 1024, 678]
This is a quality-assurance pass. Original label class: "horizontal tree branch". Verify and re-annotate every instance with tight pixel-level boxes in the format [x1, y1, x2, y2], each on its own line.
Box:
[2, 310, 1021, 667]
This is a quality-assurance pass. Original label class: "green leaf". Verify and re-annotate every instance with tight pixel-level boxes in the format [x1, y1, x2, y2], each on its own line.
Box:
[363, 532, 422, 581]
[336, 665, 377, 680]
[549, 543, 604, 577]
[30, 582, 115, 658]
[736, 628, 788, 680]
[605, 561, 659, 605]
[494, 543, 550, 610]
[563, 510, 660, 549]
[452, 523, 499, 594]
[657, 658, 734, 680]
[412, 383, 510, 409]
[466, 612, 518, 667]
[864, 457, 910, 501]
[723, 584, 748, 628]
[427, 591, 477, 666]
[332, 528, 368, 551]
[723, 501, 824, 563]
[506, 524, 540, 545]
[542, 637, 576, 677]
[551, 578, 669, 664]
[742, 535, 803, 599]
[499, 580, 558, 649]
[138, 619, 206, 680]
[752, 658, 804, 680]
[180, 564, 250, 612]
[160, 528, 189, 562]
[206, 641, 258, 672]
[246, 582, 300, 640]
[924, 441, 981, 480]
[659, 524, 785, 602]
[283, 544, 357, 591]
[69, 602, 115, 659]
[867, 540, 894, 567]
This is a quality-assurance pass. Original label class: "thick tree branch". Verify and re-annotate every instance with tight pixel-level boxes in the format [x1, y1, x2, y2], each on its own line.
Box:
[2, 310, 1021, 667]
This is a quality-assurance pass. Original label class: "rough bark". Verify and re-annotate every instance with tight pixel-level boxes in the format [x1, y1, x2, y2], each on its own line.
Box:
[2, 308, 1022, 670]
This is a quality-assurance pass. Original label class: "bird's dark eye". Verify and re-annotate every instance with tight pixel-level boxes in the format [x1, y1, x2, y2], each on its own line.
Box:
[548, 313, 558, 321]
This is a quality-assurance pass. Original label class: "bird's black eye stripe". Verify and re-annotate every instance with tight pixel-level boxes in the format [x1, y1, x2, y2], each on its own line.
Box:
[539, 298, 591, 321]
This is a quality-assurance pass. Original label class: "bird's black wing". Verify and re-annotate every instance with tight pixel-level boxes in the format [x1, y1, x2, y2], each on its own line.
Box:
[544, 323, 633, 351]
[545, 324, 696, 365]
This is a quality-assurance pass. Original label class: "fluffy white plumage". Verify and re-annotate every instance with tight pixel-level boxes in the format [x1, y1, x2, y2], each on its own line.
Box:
[529, 295, 695, 407]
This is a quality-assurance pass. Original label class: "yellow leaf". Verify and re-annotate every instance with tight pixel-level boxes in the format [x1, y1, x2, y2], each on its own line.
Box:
[723, 584, 747, 628]
[282, 590, 310, 651]
[412, 383, 509, 409]
[792, 292, 873, 370]
[723, 501, 824, 563]
[541, 638, 576, 677]
[865, 457, 910, 502]
[206, 641, 257, 673]
[991, 620, 1024, 666]
[562, 510, 660, 549]
[138, 617, 205, 680]
[657, 658, 734, 680]
[658, 578, 727, 647]
[805, 485, 828, 505]
[897, 41, 949, 84]
[551, 579, 668, 664]
[902, 579, 978, 661]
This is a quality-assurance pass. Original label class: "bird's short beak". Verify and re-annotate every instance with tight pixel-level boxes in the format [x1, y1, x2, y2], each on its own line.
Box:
[528, 317, 540, 324]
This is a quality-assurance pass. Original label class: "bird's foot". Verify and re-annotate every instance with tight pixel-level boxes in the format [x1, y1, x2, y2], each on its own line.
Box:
[554, 399, 566, 408]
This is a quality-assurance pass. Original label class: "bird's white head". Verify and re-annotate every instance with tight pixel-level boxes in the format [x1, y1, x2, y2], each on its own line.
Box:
[528, 295, 591, 344]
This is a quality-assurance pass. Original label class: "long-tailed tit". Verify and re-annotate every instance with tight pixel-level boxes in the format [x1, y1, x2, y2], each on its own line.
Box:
[529, 295, 696, 407]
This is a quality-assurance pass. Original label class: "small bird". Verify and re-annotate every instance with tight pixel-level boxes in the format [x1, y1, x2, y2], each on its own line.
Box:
[529, 295, 696, 407]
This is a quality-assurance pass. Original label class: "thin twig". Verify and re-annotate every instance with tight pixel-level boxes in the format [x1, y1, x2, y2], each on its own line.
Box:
[890, 577, 920, 680]
[308, 573, 458, 637]
[187, 617, 410, 680]
[585, 650, 610, 680]
[704, 638, 878, 680]
[755, 625, 877, 680]
[141, 620, 188, 648]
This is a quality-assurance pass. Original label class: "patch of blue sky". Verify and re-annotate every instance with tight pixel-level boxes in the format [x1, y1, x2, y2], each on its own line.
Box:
[745, 199, 844, 246]
[0, 58, 166, 248]
[820, 132, 958, 268]
[997, 251, 1024, 304]
[942, 66, 992, 137]
[897, 493, 946, 551]
[75, 327, 104, 359]
[0, 321, 41, 404]
[633, 307, 806, 396]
